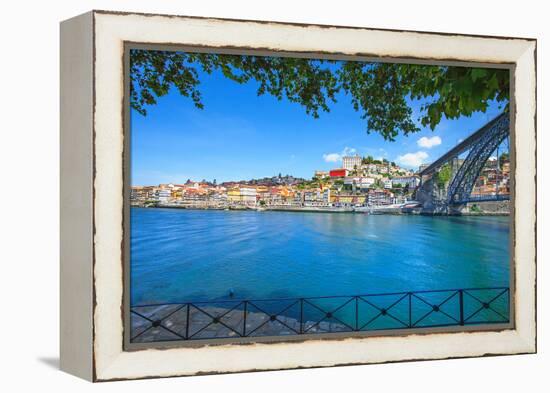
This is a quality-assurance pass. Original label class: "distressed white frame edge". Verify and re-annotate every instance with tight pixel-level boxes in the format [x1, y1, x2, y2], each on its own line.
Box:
[60, 11, 94, 381]
[61, 10, 536, 382]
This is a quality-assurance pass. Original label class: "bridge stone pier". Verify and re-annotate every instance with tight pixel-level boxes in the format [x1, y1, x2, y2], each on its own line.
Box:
[415, 113, 510, 215]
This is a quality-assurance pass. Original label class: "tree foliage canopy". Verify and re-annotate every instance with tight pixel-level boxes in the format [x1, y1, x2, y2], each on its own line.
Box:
[434, 163, 453, 189]
[130, 49, 509, 141]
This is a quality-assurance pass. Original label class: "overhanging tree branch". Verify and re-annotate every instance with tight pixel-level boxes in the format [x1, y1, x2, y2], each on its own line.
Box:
[130, 49, 509, 141]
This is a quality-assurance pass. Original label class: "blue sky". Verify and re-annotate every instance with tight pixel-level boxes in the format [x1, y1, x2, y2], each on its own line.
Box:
[131, 59, 506, 185]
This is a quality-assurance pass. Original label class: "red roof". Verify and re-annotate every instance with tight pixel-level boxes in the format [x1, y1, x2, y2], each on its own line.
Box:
[330, 169, 348, 177]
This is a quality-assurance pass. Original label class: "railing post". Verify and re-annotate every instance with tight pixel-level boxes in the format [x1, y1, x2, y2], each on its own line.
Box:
[185, 303, 190, 339]
[299, 298, 304, 334]
[355, 296, 359, 331]
[355, 296, 359, 330]
[458, 290, 464, 326]
[408, 292, 412, 328]
[506, 288, 510, 323]
[243, 301, 248, 337]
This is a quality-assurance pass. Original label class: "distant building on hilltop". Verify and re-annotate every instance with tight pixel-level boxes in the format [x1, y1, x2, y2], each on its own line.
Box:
[342, 155, 362, 171]
[314, 170, 330, 179]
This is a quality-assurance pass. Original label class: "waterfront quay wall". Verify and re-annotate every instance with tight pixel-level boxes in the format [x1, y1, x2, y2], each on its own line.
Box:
[132, 203, 422, 215]
[266, 205, 354, 213]
[131, 202, 508, 216]
[421, 200, 510, 216]
[456, 200, 510, 215]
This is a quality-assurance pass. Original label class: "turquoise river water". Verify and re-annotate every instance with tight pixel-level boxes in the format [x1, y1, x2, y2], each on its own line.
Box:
[130, 208, 510, 306]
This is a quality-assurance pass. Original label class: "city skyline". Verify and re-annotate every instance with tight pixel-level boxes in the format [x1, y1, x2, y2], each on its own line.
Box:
[131, 59, 506, 186]
[130, 156, 413, 187]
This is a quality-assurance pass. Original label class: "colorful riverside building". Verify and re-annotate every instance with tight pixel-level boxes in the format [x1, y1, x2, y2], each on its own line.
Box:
[226, 185, 257, 206]
[227, 186, 242, 204]
[367, 189, 394, 205]
[471, 156, 511, 197]
[155, 186, 172, 202]
[264, 186, 296, 206]
[303, 189, 331, 206]
[240, 186, 257, 206]
[330, 193, 367, 206]
[130, 186, 156, 203]
[255, 185, 269, 203]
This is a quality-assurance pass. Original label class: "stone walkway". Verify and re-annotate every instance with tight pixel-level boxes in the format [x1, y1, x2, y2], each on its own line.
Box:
[131, 304, 349, 343]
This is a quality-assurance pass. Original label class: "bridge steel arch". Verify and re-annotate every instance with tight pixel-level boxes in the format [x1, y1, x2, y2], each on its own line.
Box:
[447, 114, 509, 204]
[418, 112, 510, 209]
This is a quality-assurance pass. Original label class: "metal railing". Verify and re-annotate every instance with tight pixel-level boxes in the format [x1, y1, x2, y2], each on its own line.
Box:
[130, 287, 510, 343]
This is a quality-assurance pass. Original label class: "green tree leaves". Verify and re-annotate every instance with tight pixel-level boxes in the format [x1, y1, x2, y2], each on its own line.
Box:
[433, 163, 453, 189]
[130, 50, 509, 141]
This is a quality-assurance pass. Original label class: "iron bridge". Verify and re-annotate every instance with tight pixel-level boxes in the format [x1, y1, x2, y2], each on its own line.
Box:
[417, 113, 510, 208]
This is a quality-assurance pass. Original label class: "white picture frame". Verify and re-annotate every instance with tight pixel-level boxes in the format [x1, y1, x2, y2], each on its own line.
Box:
[60, 10, 536, 381]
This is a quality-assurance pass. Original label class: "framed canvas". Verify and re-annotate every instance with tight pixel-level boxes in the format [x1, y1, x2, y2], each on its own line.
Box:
[60, 10, 537, 381]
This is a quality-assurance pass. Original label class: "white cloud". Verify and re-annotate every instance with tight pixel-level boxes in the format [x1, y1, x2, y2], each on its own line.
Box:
[397, 151, 429, 168]
[323, 153, 341, 163]
[417, 136, 442, 149]
[342, 147, 357, 156]
[322, 147, 357, 163]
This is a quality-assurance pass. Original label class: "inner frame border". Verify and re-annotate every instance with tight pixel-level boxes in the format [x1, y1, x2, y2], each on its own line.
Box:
[121, 42, 517, 351]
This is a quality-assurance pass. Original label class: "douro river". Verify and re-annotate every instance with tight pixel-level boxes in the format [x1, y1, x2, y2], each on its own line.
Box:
[130, 208, 510, 305]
